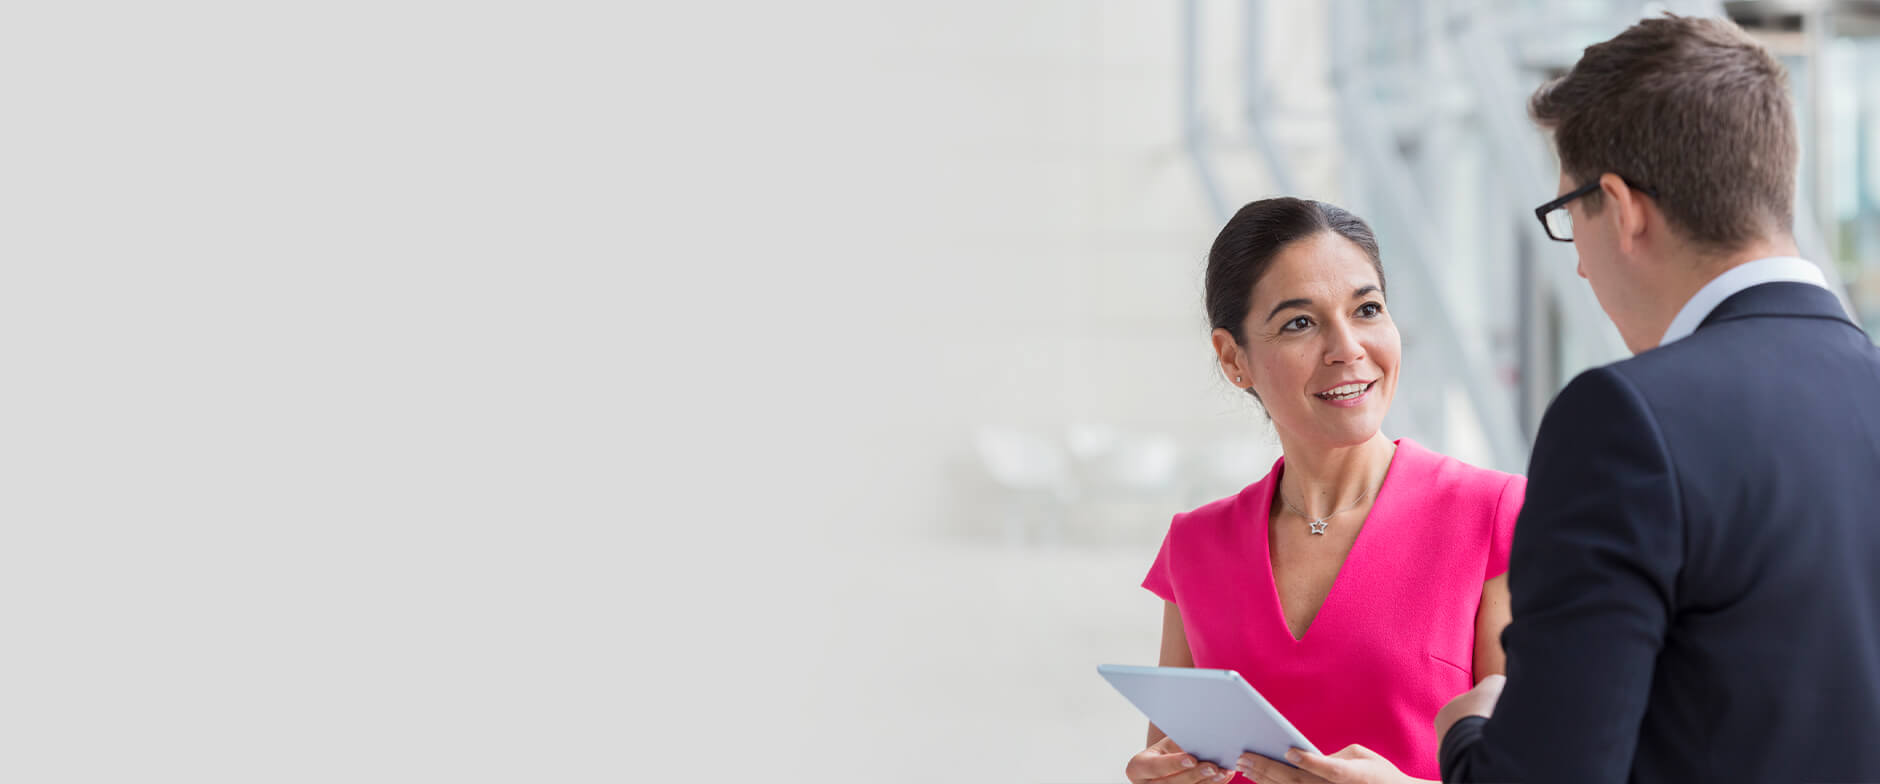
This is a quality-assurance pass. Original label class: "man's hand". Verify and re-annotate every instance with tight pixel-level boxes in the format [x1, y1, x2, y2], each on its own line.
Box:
[1435, 673, 1506, 742]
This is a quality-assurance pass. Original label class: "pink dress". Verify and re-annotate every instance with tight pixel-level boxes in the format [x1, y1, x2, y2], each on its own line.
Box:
[1143, 439, 1523, 781]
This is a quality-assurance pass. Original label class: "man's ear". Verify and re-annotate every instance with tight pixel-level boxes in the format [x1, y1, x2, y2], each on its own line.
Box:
[1599, 172, 1648, 254]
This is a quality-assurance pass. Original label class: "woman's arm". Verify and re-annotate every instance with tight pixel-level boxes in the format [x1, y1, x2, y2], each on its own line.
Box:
[1149, 600, 1195, 745]
[1472, 573, 1511, 682]
[1126, 602, 1233, 784]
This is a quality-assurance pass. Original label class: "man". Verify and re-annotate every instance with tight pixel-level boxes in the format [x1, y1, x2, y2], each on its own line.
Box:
[1436, 14, 1880, 784]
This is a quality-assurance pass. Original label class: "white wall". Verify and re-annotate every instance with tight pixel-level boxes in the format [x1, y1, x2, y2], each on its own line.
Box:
[8, 2, 1346, 782]
[627, 3, 1343, 783]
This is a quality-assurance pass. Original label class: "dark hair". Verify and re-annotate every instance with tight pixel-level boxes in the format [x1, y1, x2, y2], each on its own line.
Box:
[1530, 13, 1796, 250]
[1206, 197, 1385, 347]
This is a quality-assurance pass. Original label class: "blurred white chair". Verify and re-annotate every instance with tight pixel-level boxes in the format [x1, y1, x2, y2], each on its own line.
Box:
[1065, 422, 1121, 462]
[1070, 429, 1183, 546]
[1100, 433, 1179, 491]
[1186, 438, 1278, 507]
[973, 427, 1076, 547]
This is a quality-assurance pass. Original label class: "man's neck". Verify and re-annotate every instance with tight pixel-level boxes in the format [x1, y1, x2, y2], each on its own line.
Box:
[1644, 235, 1801, 343]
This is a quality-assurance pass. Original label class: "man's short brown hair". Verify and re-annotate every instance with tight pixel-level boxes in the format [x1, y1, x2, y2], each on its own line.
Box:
[1531, 14, 1796, 251]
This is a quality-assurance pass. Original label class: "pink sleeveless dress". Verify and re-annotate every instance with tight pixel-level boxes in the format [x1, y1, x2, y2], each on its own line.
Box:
[1143, 439, 1523, 781]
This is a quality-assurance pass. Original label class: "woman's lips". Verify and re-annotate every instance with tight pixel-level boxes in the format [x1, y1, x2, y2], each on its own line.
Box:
[1315, 381, 1376, 408]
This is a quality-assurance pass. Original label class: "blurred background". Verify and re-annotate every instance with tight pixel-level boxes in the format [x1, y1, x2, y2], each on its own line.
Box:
[9, 0, 1880, 782]
[644, 1, 1880, 782]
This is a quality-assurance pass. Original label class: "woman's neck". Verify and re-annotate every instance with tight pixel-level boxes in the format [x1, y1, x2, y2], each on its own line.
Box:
[1275, 433, 1397, 517]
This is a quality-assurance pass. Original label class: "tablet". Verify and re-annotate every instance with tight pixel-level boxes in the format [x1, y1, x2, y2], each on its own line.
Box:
[1098, 664, 1319, 770]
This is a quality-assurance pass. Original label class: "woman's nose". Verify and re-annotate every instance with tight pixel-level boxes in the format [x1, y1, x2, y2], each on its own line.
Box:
[1325, 326, 1365, 364]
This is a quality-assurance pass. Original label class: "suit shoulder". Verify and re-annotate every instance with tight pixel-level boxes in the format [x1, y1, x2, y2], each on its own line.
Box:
[1552, 360, 1655, 414]
[1600, 333, 1725, 387]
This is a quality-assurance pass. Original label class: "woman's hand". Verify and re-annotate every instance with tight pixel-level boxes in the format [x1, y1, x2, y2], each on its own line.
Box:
[1127, 736, 1237, 784]
[1236, 744, 1421, 784]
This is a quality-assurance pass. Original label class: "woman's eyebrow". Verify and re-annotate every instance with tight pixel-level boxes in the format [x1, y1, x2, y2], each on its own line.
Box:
[1264, 298, 1312, 323]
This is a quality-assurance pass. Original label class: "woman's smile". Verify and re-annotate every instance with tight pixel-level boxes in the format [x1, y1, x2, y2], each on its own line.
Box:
[1314, 380, 1376, 407]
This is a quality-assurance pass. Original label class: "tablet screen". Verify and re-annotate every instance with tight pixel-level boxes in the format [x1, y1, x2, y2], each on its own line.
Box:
[1098, 664, 1319, 770]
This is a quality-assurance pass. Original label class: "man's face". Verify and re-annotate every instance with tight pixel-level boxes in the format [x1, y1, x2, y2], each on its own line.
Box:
[1560, 171, 1655, 353]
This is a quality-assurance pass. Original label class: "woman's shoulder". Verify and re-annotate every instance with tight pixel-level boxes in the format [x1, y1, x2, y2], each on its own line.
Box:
[1391, 440, 1526, 576]
[1393, 439, 1526, 509]
[1168, 458, 1281, 532]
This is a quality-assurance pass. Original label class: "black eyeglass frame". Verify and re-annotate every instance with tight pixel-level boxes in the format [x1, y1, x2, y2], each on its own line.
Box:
[1533, 176, 1660, 242]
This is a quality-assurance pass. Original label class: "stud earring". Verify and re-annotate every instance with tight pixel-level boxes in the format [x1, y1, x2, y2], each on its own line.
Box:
[1235, 376, 1243, 384]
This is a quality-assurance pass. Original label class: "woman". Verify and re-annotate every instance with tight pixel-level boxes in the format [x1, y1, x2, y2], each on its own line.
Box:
[1124, 199, 1524, 784]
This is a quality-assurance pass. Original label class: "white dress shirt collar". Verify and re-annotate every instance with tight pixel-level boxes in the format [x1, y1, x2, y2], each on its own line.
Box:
[1658, 256, 1829, 348]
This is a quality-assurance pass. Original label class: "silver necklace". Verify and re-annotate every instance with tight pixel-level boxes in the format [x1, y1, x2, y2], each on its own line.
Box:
[1279, 486, 1371, 536]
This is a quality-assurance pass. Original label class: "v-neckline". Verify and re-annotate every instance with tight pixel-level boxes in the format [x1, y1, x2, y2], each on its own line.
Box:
[1254, 440, 1410, 644]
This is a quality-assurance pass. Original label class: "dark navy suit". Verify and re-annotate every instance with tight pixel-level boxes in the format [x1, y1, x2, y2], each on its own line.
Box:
[1442, 282, 1880, 782]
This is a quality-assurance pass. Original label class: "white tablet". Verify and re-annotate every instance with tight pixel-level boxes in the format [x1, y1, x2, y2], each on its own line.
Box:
[1098, 664, 1320, 770]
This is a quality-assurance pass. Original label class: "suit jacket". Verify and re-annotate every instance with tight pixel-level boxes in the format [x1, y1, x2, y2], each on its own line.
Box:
[1441, 282, 1880, 782]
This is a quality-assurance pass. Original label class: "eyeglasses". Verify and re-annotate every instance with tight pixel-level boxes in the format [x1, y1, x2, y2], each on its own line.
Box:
[1533, 176, 1659, 242]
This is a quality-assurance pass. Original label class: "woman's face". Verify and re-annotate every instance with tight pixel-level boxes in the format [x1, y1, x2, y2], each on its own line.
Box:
[1220, 232, 1400, 449]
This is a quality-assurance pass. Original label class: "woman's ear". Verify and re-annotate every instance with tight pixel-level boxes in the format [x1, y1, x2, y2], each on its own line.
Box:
[1211, 327, 1249, 390]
